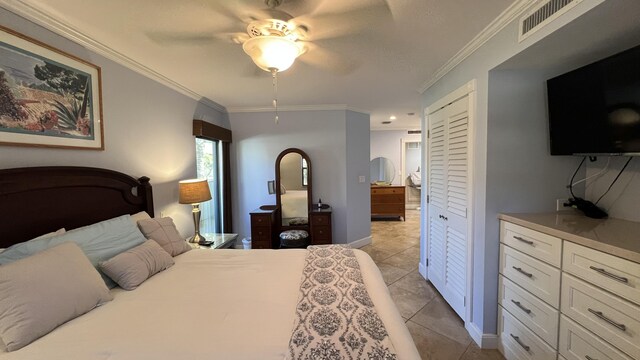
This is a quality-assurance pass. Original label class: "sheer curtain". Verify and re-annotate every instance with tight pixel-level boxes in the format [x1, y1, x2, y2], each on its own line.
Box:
[195, 138, 222, 234]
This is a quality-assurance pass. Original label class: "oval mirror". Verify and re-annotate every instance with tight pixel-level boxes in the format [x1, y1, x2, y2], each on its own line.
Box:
[370, 157, 395, 185]
[276, 148, 312, 227]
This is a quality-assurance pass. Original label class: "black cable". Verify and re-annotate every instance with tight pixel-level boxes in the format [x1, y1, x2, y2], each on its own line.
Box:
[568, 156, 586, 199]
[595, 157, 633, 205]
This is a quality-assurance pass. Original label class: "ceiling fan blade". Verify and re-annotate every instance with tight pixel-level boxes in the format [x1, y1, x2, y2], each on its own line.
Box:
[298, 42, 360, 75]
[291, 2, 392, 41]
[280, 0, 329, 17]
[145, 31, 249, 46]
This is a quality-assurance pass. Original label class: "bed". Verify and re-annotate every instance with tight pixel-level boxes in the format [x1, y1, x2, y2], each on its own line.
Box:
[0, 166, 420, 359]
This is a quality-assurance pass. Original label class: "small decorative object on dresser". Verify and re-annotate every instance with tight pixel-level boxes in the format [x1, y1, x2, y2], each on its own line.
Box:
[497, 212, 640, 360]
[178, 179, 212, 244]
[189, 233, 238, 249]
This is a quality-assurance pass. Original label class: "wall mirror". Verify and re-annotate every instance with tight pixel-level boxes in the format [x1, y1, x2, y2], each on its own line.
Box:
[276, 148, 312, 227]
[370, 157, 395, 185]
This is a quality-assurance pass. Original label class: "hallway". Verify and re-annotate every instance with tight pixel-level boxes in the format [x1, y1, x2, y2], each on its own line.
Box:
[361, 210, 503, 360]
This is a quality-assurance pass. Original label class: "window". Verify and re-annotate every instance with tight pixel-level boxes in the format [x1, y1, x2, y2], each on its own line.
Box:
[302, 158, 308, 186]
[195, 137, 223, 233]
[192, 119, 232, 233]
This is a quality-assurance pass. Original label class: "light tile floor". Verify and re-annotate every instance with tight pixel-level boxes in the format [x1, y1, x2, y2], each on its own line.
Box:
[361, 210, 504, 360]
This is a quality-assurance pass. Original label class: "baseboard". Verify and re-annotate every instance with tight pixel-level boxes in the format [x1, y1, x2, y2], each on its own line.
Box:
[349, 236, 372, 248]
[466, 322, 499, 349]
[418, 262, 427, 278]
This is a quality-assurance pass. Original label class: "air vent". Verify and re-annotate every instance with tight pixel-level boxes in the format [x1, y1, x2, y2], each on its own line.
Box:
[518, 0, 582, 42]
[381, 121, 392, 125]
[408, 130, 421, 134]
[406, 142, 421, 149]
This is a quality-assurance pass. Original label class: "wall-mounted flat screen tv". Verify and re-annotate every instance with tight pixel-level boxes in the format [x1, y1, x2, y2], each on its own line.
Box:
[547, 44, 640, 155]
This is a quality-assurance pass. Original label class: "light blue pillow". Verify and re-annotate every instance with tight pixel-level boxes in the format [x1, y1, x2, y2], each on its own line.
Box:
[0, 215, 146, 288]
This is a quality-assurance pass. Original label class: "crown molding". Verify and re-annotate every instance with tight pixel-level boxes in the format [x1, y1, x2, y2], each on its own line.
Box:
[227, 104, 370, 114]
[0, 0, 227, 113]
[417, 0, 534, 94]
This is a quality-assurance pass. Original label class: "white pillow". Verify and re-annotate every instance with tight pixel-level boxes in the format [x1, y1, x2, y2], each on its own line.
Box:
[130, 211, 152, 224]
[0, 242, 112, 351]
[33, 228, 65, 240]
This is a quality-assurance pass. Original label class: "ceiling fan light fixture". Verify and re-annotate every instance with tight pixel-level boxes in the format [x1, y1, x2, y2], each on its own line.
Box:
[242, 36, 302, 72]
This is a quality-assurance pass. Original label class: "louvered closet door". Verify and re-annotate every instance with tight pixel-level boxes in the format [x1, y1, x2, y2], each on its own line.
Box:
[427, 96, 469, 319]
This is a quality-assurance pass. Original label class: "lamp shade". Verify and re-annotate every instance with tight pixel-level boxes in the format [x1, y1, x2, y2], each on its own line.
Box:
[242, 36, 303, 72]
[178, 179, 212, 204]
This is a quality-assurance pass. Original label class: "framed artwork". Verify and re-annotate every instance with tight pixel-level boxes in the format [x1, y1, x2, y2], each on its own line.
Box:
[0, 25, 104, 150]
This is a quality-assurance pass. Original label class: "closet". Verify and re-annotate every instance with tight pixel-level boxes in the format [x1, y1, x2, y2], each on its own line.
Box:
[425, 81, 474, 320]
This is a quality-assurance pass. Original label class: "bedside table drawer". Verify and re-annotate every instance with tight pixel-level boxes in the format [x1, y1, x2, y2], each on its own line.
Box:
[559, 315, 633, 360]
[501, 221, 562, 267]
[500, 244, 561, 308]
[561, 273, 640, 359]
[499, 275, 559, 348]
[563, 241, 640, 305]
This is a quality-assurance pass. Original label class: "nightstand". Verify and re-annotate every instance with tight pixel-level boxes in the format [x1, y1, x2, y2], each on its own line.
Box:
[189, 233, 238, 249]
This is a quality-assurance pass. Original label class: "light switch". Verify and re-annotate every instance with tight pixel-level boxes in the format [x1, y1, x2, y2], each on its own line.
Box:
[358, 176, 366, 183]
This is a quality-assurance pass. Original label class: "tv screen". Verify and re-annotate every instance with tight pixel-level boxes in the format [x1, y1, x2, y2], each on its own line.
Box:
[547, 44, 640, 155]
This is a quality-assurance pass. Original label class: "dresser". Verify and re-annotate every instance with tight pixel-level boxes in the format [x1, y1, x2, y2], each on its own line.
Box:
[497, 212, 640, 360]
[309, 207, 332, 245]
[249, 207, 277, 249]
[250, 206, 333, 248]
[371, 185, 405, 220]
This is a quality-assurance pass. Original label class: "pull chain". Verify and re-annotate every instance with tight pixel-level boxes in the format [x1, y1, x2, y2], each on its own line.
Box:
[270, 68, 279, 124]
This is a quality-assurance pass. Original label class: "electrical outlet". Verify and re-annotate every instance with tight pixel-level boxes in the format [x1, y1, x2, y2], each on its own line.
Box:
[160, 211, 165, 218]
[358, 176, 366, 183]
[556, 199, 569, 211]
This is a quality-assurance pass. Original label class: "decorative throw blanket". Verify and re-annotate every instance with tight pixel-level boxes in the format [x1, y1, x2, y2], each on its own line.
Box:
[287, 245, 397, 360]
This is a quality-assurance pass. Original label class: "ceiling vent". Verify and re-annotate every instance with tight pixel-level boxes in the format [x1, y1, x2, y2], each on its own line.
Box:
[519, 0, 582, 42]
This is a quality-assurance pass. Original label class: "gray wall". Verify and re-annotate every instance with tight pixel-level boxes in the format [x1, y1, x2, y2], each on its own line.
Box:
[418, 0, 636, 335]
[229, 109, 371, 245]
[585, 158, 640, 222]
[346, 110, 372, 243]
[0, 8, 229, 236]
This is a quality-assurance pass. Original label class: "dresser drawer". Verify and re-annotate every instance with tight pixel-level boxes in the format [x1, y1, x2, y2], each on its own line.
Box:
[371, 187, 404, 195]
[563, 241, 640, 305]
[500, 244, 561, 308]
[559, 315, 633, 360]
[312, 226, 331, 240]
[310, 214, 330, 226]
[561, 274, 640, 359]
[498, 306, 557, 360]
[251, 226, 271, 241]
[501, 221, 562, 267]
[371, 203, 405, 215]
[371, 193, 404, 204]
[251, 214, 272, 226]
[499, 275, 559, 347]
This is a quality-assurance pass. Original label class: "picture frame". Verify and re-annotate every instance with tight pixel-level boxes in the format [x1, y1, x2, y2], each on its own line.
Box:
[0, 25, 104, 150]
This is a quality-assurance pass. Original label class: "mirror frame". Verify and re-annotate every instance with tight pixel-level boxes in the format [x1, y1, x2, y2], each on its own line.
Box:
[275, 148, 313, 221]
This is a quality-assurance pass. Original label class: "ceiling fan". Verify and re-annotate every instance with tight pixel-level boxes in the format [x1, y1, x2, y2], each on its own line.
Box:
[147, 0, 392, 75]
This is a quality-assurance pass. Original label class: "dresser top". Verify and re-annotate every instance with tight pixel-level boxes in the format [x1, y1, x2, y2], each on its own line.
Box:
[498, 211, 640, 263]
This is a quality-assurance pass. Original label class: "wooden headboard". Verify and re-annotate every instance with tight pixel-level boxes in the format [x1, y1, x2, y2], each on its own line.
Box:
[0, 166, 154, 248]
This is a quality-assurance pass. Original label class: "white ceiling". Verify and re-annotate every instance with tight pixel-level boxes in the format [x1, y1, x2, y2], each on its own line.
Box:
[17, 0, 515, 130]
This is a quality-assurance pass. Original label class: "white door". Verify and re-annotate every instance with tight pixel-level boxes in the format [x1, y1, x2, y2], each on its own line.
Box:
[427, 96, 469, 319]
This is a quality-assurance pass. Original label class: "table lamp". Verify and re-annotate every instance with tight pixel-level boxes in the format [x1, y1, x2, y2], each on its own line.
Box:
[179, 179, 212, 243]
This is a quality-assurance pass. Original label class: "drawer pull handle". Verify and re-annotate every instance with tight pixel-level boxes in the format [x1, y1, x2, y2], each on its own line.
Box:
[512, 266, 533, 278]
[585, 356, 598, 360]
[513, 236, 534, 245]
[511, 300, 532, 314]
[589, 266, 629, 283]
[588, 308, 627, 331]
[509, 334, 530, 352]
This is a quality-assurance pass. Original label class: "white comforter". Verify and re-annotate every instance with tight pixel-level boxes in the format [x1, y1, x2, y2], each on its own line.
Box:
[1, 249, 419, 359]
[281, 190, 308, 219]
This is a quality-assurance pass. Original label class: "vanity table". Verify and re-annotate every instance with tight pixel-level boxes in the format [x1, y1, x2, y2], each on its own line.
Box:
[250, 148, 333, 249]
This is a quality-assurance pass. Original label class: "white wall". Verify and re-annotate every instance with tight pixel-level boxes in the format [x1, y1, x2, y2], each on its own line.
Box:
[370, 130, 421, 185]
[229, 109, 371, 245]
[420, 0, 640, 336]
[585, 157, 640, 222]
[0, 8, 229, 236]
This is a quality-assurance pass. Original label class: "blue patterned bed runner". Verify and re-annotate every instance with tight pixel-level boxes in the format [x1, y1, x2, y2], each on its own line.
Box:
[287, 245, 397, 360]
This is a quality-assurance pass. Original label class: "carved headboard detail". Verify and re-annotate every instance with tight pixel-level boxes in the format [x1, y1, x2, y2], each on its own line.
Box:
[0, 166, 154, 248]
